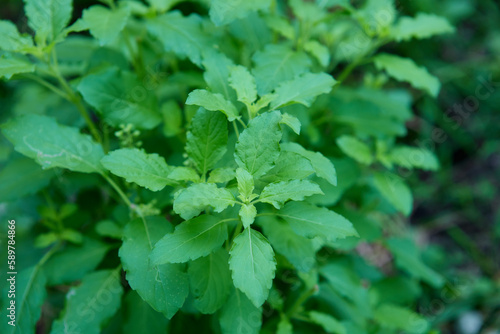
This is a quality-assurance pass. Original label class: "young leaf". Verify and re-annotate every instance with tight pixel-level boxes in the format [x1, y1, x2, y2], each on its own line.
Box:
[77, 67, 162, 129]
[188, 248, 232, 314]
[229, 65, 258, 105]
[278, 202, 358, 241]
[186, 108, 228, 175]
[24, 0, 72, 43]
[81, 5, 131, 45]
[263, 15, 295, 40]
[0, 157, 54, 202]
[2, 266, 46, 334]
[173, 183, 236, 220]
[304, 40, 331, 67]
[0, 56, 35, 79]
[2, 114, 104, 173]
[168, 166, 200, 183]
[101, 148, 174, 191]
[151, 215, 228, 264]
[309, 311, 346, 334]
[259, 179, 323, 209]
[210, 0, 271, 26]
[186, 89, 239, 121]
[386, 238, 444, 288]
[281, 142, 336, 185]
[235, 110, 282, 178]
[391, 13, 455, 42]
[50, 269, 123, 334]
[147, 11, 212, 66]
[389, 146, 439, 171]
[252, 44, 311, 95]
[261, 151, 314, 183]
[239, 204, 257, 228]
[0, 20, 33, 52]
[236, 168, 255, 201]
[219, 288, 263, 334]
[260, 216, 316, 272]
[270, 73, 336, 109]
[374, 304, 429, 334]
[202, 51, 236, 101]
[336, 135, 374, 165]
[373, 172, 413, 216]
[280, 113, 301, 135]
[208, 167, 236, 183]
[123, 291, 169, 334]
[229, 228, 276, 307]
[374, 54, 441, 97]
[120, 217, 189, 318]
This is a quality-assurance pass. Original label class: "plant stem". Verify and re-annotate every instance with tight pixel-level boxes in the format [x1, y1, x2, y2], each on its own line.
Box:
[232, 121, 240, 139]
[285, 285, 318, 318]
[102, 173, 133, 208]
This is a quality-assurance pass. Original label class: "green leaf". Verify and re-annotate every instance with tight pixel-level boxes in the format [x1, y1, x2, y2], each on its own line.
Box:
[208, 167, 236, 183]
[260, 216, 316, 272]
[259, 179, 323, 209]
[210, 0, 271, 26]
[278, 202, 358, 241]
[101, 148, 173, 191]
[229, 65, 258, 105]
[280, 113, 301, 135]
[336, 135, 374, 165]
[389, 146, 439, 171]
[0, 157, 54, 202]
[391, 13, 455, 42]
[374, 53, 441, 97]
[277, 316, 293, 334]
[123, 291, 169, 334]
[252, 44, 311, 95]
[186, 89, 239, 121]
[173, 183, 236, 220]
[0, 56, 35, 79]
[77, 67, 162, 129]
[229, 228, 276, 307]
[161, 100, 182, 137]
[373, 172, 413, 216]
[24, 0, 72, 43]
[304, 40, 330, 67]
[239, 204, 257, 228]
[186, 108, 228, 175]
[374, 304, 429, 334]
[219, 288, 262, 334]
[281, 142, 336, 185]
[2, 266, 46, 334]
[261, 151, 314, 183]
[44, 237, 109, 285]
[95, 220, 123, 239]
[151, 215, 228, 264]
[168, 166, 200, 183]
[270, 72, 336, 109]
[309, 311, 346, 334]
[50, 269, 123, 334]
[147, 11, 212, 66]
[2, 114, 104, 173]
[236, 168, 255, 201]
[263, 15, 295, 40]
[188, 248, 232, 314]
[120, 217, 189, 319]
[82, 5, 131, 45]
[386, 238, 444, 288]
[202, 51, 236, 101]
[0, 20, 33, 52]
[235, 110, 282, 178]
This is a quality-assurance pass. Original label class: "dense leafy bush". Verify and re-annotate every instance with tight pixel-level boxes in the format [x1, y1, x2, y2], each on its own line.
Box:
[0, 0, 498, 333]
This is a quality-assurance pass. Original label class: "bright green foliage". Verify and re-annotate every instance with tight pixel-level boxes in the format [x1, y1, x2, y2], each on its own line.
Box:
[277, 316, 293, 334]
[188, 248, 232, 314]
[389, 146, 439, 171]
[336, 135, 374, 165]
[173, 183, 236, 220]
[50, 269, 123, 334]
[2, 114, 104, 173]
[235, 111, 282, 178]
[151, 215, 228, 264]
[23, 0, 72, 44]
[219, 289, 262, 334]
[374, 54, 441, 97]
[229, 228, 276, 307]
[77, 67, 161, 129]
[0, 21, 33, 52]
[186, 89, 239, 121]
[81, 5, 130, 45]
[209, 0, 271, 26]
[229, 65, 258, 106]
[0, 56, 35, 79]
[309, 311, 346, 334]
[373, 172, 413, 216]
[101, 148, 173, 191]
[239, 203, 257, 228]
[262, 151, 314, 182]
[374, 304, 429, 334]
[392, 13, 455, 41]
[259, 179, 323, 208]
[120, 217, 188, 319]
[278, 202, 358, 241]
[186, 108, 228, 175]
[236, 168, 255, 202]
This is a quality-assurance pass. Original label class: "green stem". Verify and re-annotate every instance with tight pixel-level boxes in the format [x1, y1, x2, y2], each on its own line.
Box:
[285, 285, 318, 317]
[22, 74, 69, 100]
[232, 121, 240, 139]
[102, 173, 133, 208]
